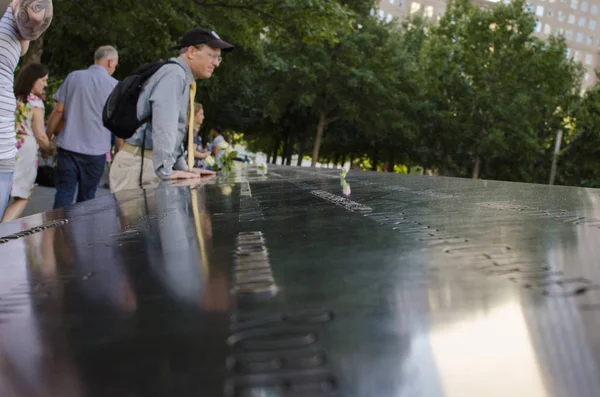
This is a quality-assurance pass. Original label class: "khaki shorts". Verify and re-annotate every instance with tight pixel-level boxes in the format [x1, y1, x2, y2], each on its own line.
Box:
[109, 149, 160, 193]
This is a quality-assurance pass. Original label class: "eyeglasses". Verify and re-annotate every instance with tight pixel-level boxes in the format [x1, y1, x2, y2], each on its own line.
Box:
[194, 46, 222, 64]
[205, 52, 222, 65]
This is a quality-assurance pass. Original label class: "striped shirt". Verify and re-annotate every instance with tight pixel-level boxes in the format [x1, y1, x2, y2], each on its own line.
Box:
[0, 6, 21, 162]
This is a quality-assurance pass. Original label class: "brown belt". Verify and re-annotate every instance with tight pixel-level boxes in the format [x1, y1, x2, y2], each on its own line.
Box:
[120, 143, 153, 159]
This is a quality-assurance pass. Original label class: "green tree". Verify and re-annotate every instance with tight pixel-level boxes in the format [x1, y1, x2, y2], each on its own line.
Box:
[421, 0, 581, 180]
[559, 85, 600, 187]
[255, 9, 423, 168]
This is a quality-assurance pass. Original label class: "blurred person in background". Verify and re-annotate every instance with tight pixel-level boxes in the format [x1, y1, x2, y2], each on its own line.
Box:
[1, 62, 51, 222]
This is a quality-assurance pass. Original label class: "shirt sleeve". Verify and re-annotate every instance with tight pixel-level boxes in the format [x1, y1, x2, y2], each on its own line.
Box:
[149, 69, 186, 180]
[29, 96, 44, 109]
[53, 73, 72, 104]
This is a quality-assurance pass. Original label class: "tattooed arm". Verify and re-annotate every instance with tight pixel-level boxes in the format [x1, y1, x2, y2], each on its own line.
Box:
[11, 0, 52, 53]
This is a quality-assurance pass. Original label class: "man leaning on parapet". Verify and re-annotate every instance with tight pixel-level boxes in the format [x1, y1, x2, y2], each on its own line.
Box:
[0, 0, 52, 221]
[109, 28, 232, 192]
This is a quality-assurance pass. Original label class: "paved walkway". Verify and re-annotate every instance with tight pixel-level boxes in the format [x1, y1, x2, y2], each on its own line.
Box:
[21, 171, 111, 218]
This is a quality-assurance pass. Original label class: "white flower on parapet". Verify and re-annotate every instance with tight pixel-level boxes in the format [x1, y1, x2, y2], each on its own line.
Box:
[257, 162, 268, 175]
[342, 180, 351, 197]
[205, 155, 216, 167]
[340, 162, 350, 181]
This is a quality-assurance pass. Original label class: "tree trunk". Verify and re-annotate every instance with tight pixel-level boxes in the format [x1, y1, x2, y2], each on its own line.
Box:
[296, 140, 305, 166]
[371, 148, 378, 172]
[285, 133, 294, 165]
[473, 155, 481, 180]
[0, 0, 9, 13]
[333, 153, 341, 168]
[281, 131, 290, 166]
[21, 36, 44, 67]
[387, 148, 395, 173]
[271, 137, 280, 165]
[311, 112, 326, 167]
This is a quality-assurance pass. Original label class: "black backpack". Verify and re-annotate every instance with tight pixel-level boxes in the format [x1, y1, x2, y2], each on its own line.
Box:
[102, 60, 182, 139]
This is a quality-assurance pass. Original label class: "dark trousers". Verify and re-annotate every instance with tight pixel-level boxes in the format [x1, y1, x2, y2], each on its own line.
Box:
[53, 148, 106, 209]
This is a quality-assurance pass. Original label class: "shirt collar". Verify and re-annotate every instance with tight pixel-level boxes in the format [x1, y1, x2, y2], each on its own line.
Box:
[88, 65, 109, 74]
[174, 56, 195, 85]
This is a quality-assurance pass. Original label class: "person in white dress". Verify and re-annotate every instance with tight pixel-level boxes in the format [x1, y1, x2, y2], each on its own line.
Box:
[1, 62, 51, 222]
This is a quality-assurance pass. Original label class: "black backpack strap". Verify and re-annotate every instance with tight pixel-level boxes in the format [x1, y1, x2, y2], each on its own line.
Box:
[140, 132, 146, 188]
[137, 61, 185, 127]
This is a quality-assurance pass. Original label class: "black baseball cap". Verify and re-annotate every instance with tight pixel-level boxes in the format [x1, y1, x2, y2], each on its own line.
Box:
[175, 28, 234, 52]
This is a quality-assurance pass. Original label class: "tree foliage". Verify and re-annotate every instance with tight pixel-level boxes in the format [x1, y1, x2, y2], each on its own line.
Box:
[28, 0, 595, 186]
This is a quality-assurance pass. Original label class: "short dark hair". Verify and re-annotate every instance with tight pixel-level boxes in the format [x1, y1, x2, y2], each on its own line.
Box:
[14, 63, 49, 103]
[213, 126, 223, 134]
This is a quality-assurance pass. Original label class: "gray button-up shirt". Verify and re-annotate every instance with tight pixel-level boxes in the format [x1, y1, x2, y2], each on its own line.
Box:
[126, 56, 194, 180]
[54, 65, 118, 156]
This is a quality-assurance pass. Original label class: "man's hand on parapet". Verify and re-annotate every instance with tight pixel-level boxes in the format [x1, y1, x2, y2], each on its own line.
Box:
[169, 170, 201, 180]
[169, 175, 215, 188]
[191, 168, 216, 177]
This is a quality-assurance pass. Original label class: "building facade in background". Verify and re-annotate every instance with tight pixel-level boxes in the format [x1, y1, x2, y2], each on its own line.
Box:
[378, 0, 600, 88]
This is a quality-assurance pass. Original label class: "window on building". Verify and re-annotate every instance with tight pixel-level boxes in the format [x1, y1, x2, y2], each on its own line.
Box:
[569, 14, 576, 24]
[386, 13, 393, 23]
[561, 0, 568, 4]
[370, 8, 375, 16]
[410, 2, 421, 14]
[585, 53, 593, 64]
[535, 21, 542, 32]
[424, 5, 434, 17]
[566, 48, 571, 58]
[389, 0, 394, 3]
[574, 50, 581, 60]
[571, 0, 579, 9]
[587, 35, 594, 45]
[590, 19, 597, 30]
[536, 5, 545, 16]
[544, 24, 552, 34]
[593, 5, 599, 14]
[584, 72, 589, 81]
[558, 11, 566, 21]
[566, 29, 574, 40]
[399, 0, 403, 5]
[547, 8, 554, 16]
[577, 32, 584, 42]
[549, 0, 555, 3]
[558, 27, 564, 34]
[379, 9, 385, 19]
[582, 1, 589, 11]
[580, 17, 586, 27]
